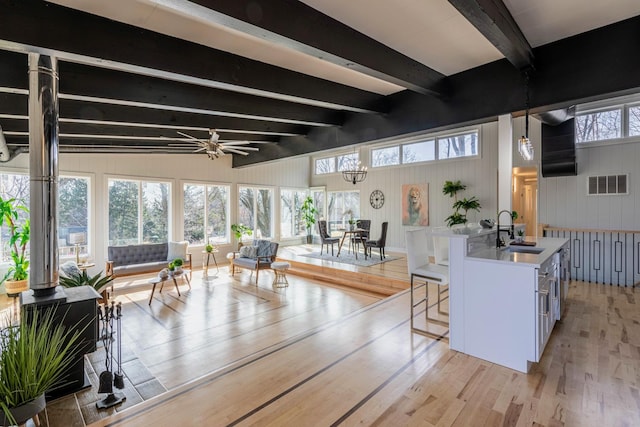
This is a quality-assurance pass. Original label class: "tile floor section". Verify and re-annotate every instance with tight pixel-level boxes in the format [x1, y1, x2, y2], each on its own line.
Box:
[37, 336, 166, 426]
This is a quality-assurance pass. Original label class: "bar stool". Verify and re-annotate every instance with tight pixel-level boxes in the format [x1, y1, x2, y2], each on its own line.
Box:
[405, 229, 450, 339]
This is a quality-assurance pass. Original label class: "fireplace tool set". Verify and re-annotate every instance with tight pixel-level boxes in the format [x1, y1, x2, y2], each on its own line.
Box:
[97, 301, 126, 409]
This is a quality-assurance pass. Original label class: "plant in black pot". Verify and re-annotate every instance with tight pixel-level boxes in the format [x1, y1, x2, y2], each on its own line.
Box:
[0, 195, 30, 296]
[0, 309, 83, 425]
[300, 196, 318, 244]
[59, 268, 114, 302]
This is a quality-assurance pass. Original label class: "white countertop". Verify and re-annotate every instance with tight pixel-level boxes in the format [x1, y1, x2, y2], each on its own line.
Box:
[466, 236, 569, 267]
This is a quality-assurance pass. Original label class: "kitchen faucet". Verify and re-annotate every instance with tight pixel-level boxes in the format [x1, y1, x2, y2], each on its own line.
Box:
[496, 210, 515, 248]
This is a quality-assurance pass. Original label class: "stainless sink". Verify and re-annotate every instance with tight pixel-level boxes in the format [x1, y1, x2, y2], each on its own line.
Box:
[504, 246, 545, 254]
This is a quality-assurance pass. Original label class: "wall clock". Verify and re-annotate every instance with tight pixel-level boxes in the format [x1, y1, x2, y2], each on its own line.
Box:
[370, 189, 385, 209]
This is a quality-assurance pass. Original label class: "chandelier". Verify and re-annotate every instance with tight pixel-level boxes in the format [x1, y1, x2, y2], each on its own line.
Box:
[342, 156, 367, 185]
[519, 71, 534, 161]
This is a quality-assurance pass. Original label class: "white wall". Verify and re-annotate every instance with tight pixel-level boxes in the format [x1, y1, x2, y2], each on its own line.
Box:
[311, 122, 501, 250]
[539, 140, 640, 230]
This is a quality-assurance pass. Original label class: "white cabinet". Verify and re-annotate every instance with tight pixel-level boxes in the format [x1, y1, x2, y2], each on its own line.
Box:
[536, 256, 556, 361]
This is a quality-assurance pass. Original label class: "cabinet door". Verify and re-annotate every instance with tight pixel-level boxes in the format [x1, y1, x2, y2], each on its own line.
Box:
[535, 275, 552, 361]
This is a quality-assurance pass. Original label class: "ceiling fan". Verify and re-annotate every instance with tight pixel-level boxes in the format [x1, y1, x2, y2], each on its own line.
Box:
[177, 129, 259, 160]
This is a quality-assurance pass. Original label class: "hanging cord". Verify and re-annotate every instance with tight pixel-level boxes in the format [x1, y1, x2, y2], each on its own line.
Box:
[523, 71, 530, 139]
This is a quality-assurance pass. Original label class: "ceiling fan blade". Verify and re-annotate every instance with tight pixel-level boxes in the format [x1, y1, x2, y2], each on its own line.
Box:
[223, 147, 250, 156]
[220, 141, 253, 146]
[193, 147, 206, 152]
[177, 131, 206, 143]
[224, 146, 259, 151]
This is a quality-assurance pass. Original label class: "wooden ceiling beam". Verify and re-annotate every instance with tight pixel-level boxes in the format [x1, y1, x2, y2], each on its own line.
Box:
[0, 0, 385, 113]
[190, 0, 448, 96]
[448, 0, 534, 71]
[58, 62, 344, 127]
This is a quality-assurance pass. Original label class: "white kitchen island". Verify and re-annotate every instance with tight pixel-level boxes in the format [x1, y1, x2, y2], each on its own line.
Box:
[433, 227, 569, 372]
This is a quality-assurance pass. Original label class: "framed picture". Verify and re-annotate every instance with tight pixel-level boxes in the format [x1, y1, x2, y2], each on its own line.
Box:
[402, 183, 429, 226]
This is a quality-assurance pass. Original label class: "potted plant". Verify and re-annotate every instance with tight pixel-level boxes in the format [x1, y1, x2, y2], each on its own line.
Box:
[59, 269, 114, 302]
[0, 196, 30, 296]
[442, 180, 481, 227]
[205, 243, 214, 253]
[172, 258, 184, 274]
[300, 196, 318, 244]
[0, 309, 83, 425]
[516, 229, 525, 243]
[231, 224, 253, 250]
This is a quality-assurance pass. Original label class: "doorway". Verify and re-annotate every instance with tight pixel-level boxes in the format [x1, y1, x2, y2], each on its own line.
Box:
[512, 167, 538, 237]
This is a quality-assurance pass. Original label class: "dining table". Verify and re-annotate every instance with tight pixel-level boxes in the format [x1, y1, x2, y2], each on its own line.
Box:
[336, 228, 367, 259]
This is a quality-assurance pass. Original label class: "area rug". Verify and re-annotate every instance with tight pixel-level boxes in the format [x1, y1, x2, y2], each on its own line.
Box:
[299, 251, 399, 267]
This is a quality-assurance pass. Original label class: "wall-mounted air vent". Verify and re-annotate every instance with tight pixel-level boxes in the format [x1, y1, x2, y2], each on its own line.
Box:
[587, 174, 628, 195]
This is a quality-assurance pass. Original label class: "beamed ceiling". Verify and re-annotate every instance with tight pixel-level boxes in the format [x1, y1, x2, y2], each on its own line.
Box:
[0, 0, 639, 166]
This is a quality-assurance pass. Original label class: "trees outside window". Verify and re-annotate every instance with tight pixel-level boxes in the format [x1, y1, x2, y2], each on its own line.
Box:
[183, 183, 229, 245]
[327, 191, 359, 232]
[0, 173, 90, 260]
[575, 109, 622, 142]
[108, 178, 169, 245]
[239, 186, 273, 239]
[280, 189, 307, 238]
[438, 132, 478, 159]
[372, 146, 399, 167]
[630, 106, 640, 136]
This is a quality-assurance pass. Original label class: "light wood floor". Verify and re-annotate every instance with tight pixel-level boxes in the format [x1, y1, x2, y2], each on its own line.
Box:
[3, 251, 639, 426]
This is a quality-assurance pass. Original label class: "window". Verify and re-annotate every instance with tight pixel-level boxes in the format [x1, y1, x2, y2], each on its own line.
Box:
[315, 157, 335, 175]
[403, 140, 435, 164]
[370, 129, 477, 169]
[0, 172, 90, 260]
[438, 132, 479, 159]
[280, 188, 307, 238]
[629, 105, 640, 137]
[183, 183, 230, 245]
[314, 152, 361, 175]
[238, 186, 273, 239]
[108, 178, 170, 245]
[327, 191, 359, 233]
[575, 109, 622, 143]
[58, 176, 90, 257]
[338, 153, 358, 172]
[372, 146, 400, 167]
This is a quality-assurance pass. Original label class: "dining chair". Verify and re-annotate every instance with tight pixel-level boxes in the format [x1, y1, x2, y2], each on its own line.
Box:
[351, 219, 371, 254]
[364, 221, 388, 260]
[318, 220, 339, 256]
[405, 229, 449, 339]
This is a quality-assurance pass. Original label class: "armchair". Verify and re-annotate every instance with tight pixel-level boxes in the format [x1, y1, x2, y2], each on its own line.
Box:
[230, 239, 279, 284]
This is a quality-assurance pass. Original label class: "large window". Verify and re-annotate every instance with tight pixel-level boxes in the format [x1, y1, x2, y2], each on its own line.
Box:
[238, 186, 273, 239]
[183, 183, 230, 245]
[108, 178, 170, 245]
[0, 172, 90, 260]
[327, 191, 359, 233]
[280, 188, 307, 239]
[370, 129, 478, 168]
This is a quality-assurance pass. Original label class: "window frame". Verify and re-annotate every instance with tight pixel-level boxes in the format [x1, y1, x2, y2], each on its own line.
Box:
[574, 96, 640, 147]
[279, 187, 309, 240]
[182, 181, 231, 246]
[237, 184, 275, 240]
[106, 175, 172, 246]
[0, 170, 93, 263]
[314, 151, 362, 176]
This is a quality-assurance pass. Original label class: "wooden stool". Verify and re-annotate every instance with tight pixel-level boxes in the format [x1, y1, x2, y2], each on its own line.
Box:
[270, 262, 290, 287]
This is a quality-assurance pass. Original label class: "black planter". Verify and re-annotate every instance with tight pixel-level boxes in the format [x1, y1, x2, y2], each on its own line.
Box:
[306, 235, 313, 244]
[0, 393, 46, 425]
